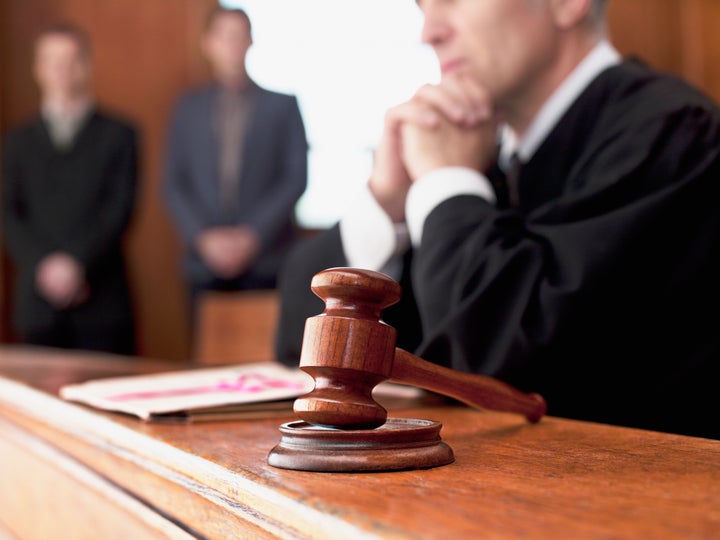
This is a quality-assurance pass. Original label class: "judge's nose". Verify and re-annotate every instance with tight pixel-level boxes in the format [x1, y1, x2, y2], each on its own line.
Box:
[420, 5, 452, 48]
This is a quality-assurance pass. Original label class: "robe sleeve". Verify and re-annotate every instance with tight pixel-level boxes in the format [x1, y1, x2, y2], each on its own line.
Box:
[411, 103, 720, 389]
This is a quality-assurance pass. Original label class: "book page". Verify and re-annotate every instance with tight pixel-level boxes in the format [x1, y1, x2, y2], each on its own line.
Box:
[60, 362, 314, 420]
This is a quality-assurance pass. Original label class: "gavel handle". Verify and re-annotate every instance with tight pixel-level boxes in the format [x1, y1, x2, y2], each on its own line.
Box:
[391, 348, 547, 423]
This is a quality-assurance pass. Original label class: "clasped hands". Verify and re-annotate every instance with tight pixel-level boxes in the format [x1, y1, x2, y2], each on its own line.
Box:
[36, 252, 89, 309]
[370, 75, 499, 222]
[196, 225, 260, 279]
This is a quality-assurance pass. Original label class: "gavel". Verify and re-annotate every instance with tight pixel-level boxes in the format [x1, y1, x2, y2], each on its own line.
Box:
[293, 267, 547, 429]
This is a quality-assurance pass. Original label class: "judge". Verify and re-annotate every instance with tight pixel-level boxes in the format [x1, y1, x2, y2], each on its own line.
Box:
[276, 0, 720, 439]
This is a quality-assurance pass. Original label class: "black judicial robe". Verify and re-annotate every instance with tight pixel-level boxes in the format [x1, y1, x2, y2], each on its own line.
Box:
[276, 60, 720, 439]
[2, 110, 138, 353]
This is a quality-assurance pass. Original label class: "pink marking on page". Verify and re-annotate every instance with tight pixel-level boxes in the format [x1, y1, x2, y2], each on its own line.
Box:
[105, 372, 305, 402]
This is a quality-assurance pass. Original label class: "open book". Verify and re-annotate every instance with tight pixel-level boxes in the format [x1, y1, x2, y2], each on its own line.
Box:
[59, 362, 422, 423]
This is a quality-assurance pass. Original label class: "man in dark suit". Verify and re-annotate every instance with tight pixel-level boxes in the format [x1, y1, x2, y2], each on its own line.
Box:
[276, 0, 720, 439]
[2, 23, 138, 355]
[163, 7, 307, 314]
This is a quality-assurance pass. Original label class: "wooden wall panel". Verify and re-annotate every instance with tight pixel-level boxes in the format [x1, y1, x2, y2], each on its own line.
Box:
[0, 1, 4, 342]
[681, 0, 720, 103]
[608, 0, 720, 103]
[608, 1, 685, 74]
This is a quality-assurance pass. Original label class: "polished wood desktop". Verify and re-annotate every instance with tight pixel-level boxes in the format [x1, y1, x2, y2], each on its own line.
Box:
[0, 346, 718, 539]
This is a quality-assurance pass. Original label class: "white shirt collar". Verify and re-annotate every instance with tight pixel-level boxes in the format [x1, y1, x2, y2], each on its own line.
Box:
[42, 98, 94, 149]
[499, 40, 621, 168]
[42, 97, 94, 123]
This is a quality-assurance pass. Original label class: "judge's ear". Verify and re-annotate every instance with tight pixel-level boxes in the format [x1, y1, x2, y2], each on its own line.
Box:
[548, 0, 594, 29]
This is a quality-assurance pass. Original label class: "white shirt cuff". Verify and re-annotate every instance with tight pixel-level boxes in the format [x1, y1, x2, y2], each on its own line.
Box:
[406, 167, 496, 247]
[339, 185, 409, 271]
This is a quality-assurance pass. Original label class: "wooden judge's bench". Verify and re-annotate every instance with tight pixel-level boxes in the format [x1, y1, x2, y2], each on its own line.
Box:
[0, 346, 718, 539]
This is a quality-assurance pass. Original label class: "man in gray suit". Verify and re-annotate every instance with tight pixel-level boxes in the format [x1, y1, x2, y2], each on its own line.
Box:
[164, 7, 307, 315]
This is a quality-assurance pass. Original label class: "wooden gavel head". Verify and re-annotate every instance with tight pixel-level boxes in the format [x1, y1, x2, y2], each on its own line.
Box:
[293, 267, 548, 430]
[293, 268, 400, 429]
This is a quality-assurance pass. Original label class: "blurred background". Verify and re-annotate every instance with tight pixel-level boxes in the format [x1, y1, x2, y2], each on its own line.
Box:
[2, 0, 719, 361]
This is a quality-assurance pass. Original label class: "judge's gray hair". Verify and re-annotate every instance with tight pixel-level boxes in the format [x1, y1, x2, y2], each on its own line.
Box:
[527, 0, 608, 33]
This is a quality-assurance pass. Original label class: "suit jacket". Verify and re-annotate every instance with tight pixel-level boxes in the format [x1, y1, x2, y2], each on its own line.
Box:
[163, 82, 308, 284]
[276, 60, 720, 439]
[2, 109, 138, 334]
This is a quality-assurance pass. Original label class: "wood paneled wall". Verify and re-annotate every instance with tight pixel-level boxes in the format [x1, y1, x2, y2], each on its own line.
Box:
[1, 0, 719, 361]
[607, 0, 720, 103]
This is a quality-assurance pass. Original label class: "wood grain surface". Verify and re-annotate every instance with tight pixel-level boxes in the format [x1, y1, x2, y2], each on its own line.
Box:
[0, 346, 718, 539]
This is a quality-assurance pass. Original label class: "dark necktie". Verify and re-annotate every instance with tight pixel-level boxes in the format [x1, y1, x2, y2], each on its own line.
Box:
[216, 88, 251, 218]
[505, 153, 522, 208]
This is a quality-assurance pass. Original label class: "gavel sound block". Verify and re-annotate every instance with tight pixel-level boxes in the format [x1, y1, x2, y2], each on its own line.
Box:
[267, 268, 546, 472]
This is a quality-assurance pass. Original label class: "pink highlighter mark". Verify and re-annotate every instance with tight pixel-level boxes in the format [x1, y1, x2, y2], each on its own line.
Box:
[106, 372, 305, 402]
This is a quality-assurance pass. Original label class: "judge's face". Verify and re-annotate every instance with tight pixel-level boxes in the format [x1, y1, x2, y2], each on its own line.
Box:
[418, 0, 560, 112]
[33, 34, 91, 98]
[202, 13, 253, 83]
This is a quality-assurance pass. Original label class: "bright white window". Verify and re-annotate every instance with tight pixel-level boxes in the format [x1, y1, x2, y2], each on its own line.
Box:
[221, 0, 439, 228]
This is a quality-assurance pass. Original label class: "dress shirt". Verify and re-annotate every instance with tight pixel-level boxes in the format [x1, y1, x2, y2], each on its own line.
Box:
[341, 40, 621, 265]
[215, 83, 254, 218]
[42, 99, 94, 150]
[497, 41, 621, 168]
[338, 185, 409, 278]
